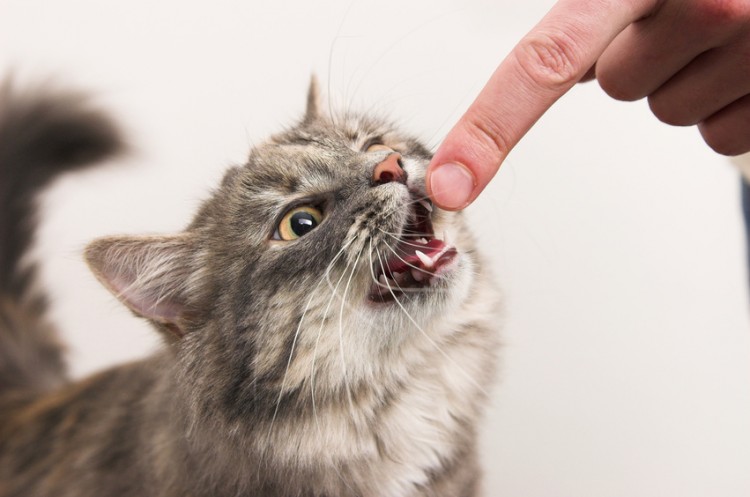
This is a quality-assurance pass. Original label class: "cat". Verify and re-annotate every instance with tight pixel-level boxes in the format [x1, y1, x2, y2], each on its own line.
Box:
[0, 77, 501, 497]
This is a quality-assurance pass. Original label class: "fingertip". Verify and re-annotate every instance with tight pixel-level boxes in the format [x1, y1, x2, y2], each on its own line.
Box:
[426, 161, 477, 211]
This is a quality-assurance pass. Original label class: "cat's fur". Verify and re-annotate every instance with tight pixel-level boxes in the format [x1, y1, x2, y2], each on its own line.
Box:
[0, 78, 501, 497]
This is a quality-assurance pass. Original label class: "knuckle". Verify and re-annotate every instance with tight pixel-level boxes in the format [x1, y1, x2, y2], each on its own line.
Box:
[648, 95, 697, 126]
[597, 71, 645, 102]
[461, 111, 511, 168]
[699, 122, 749, 155]
[514, 30, 586, 90]
[696, 0, 750, 27]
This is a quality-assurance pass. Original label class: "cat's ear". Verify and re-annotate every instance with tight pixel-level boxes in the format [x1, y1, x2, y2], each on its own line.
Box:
[303, 74, 323, 123]
[85, 234, 196, 341]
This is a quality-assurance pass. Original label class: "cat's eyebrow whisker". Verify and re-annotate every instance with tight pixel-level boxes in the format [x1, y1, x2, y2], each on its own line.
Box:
[326, 0, 358, 128]
[349, 11, 450, 110]
[373, 249, 490, 398]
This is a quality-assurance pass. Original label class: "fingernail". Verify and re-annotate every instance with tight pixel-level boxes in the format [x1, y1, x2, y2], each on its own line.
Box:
[429, 162, 475, 210]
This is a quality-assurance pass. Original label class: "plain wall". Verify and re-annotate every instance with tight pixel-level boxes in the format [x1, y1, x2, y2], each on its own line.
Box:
[2, 0, 750, 495]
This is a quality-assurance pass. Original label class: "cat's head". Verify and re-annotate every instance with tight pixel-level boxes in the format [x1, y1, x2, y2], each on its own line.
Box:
[85, 78, 481, 416]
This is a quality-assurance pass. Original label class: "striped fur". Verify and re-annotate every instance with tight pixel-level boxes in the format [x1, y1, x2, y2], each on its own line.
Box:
[0, 80, 501, 497]
[0, 81, 122, 394]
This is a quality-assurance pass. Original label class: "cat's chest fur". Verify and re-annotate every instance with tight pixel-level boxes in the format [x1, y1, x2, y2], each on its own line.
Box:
[242, 287, 500, 497]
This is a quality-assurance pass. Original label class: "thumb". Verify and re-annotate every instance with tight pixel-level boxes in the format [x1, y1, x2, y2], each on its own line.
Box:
[426, 0, 659, 210]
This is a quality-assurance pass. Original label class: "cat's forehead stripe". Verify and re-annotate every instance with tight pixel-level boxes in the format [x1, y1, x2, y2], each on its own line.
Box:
[243, 145, 342, 197]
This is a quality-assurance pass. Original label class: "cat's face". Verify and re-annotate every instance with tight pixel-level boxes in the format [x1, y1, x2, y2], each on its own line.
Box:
[85, 81, 479, 417]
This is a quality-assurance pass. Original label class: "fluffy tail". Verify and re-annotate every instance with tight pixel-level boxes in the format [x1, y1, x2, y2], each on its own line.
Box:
[0, 80, 123, 393]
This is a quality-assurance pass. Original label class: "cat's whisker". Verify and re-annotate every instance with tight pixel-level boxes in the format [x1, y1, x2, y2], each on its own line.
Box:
[338, 246, 363, 419]
[367, 234, 450, 295]
[376, 228, 437, 241]
[378, 240, 442, 301]
[263, 237, 356, 460]
[310, 242, 356, 429]
[376, 192, 437, 220]
[304, 242, 361, 495]
[373, 249, 490, 398]
[372, 242, 446, 293]
[324, 237, 357, 293]
[379, 237, 438, 278]
[322, 237, 372, 314]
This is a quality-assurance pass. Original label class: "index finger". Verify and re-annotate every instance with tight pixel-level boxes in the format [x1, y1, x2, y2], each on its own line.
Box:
[426, 0, 661, 210]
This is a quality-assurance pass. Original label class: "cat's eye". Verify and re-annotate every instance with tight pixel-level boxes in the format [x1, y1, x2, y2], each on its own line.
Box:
[366, 143, 394, 153]
[274, 206, 323, 241]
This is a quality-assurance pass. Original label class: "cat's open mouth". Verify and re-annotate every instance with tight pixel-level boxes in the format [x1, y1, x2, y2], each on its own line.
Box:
[369, 197, 457, 303]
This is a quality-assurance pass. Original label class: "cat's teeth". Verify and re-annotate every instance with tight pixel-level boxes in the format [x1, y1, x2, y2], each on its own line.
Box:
[415, 250, 433, 268]
[393, 271, 407, 284]
[411, 268, 426, 282]
[418, 199, 433, 213]
[378, 274, 390, 287]
[417, 238, 428, 245]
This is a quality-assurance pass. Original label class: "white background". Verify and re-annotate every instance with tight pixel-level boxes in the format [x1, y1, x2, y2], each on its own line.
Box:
[2, 0, 750, 495]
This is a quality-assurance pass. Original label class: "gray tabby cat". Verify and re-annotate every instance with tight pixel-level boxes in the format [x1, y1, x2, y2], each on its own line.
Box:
[0, 78, 501, 497]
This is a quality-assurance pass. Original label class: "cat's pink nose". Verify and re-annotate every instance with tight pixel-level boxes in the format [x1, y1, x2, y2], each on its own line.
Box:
[372, 152, 405, 185]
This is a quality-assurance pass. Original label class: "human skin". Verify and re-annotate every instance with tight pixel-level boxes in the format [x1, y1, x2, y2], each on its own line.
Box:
[427, 0, 750, 210]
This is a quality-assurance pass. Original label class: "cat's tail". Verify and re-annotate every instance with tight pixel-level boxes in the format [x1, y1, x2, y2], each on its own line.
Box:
[0, 80, 123, 394]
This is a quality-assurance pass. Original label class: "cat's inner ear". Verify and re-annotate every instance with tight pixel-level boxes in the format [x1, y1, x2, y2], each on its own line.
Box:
[84, 234, 194, 339]
[304, 74, 323, 123]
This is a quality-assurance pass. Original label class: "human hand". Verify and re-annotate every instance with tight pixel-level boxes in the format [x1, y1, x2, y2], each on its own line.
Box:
[426, 0, 750, 210]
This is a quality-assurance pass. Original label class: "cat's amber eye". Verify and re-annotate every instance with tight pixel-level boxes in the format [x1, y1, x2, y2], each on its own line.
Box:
[365, 143, 393, 153]
[274, 206, 323, 241]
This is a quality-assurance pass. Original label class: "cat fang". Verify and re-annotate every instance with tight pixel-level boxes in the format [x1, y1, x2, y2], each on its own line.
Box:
[369, 195, 458, 303]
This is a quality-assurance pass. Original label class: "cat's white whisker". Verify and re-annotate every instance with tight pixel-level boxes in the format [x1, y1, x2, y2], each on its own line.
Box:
[338, 246, 363, 419]
[309, 236, 363, 494]
[310, 238, 356, 435]
[373, 249, 490, 398]
[377, 193, 435, 221]
[378, 236, 446, 289]
[264, 236, 356, 460]
[378, 228, 436, 240]
[324, 238, 357, 293]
